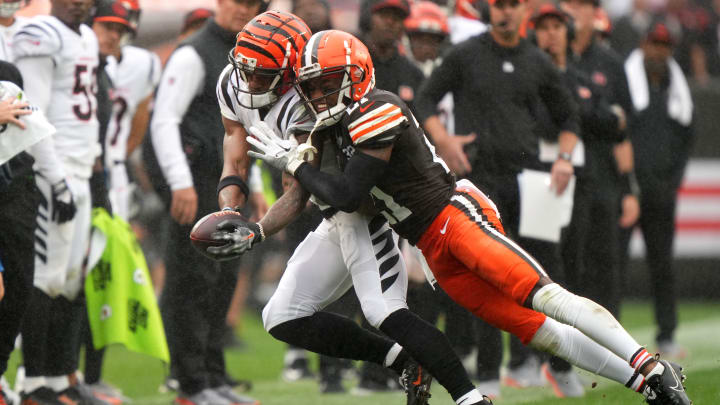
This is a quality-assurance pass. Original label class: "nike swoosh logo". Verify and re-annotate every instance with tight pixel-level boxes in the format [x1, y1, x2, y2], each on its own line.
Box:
[440, 217, 450, 234]
[668, 365, 684, 391]
[358, 101, 375, 113]
[457, 398, 470, 405]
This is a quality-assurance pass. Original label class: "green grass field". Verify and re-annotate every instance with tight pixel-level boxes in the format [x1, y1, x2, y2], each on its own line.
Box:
[6, 300, 720, 404]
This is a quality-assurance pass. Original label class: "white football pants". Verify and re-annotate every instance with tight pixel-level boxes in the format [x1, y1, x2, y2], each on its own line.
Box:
[263, 211, 408, 331]
[33, 174, 91, 299]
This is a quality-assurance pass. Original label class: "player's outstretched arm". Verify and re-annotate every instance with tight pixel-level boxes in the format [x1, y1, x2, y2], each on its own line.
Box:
[257, 172, 310, 237]
[292, 145, 392, 213]
[218, 116, 252, 210]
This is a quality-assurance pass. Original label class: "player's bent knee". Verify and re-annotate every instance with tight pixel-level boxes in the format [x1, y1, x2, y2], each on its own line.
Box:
[531, 283, 605, 328]
[262, 295, 316, 332]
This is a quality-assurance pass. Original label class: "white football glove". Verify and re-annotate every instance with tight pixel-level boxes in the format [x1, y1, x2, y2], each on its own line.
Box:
[246, 122, 316, 175]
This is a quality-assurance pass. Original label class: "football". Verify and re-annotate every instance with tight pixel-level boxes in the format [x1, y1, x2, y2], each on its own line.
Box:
[190, 210, 247, 260]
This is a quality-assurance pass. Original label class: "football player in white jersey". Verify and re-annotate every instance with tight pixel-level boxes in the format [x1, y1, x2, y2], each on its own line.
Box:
[211, 11, 488, 405]
[0, 0, 29, 61]
[92, 0, 161, 220]
[12, 0, 108, 404]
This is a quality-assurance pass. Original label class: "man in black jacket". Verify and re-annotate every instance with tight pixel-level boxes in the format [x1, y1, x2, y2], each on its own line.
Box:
[619, 21, 695, 359]
[531, 3, 632, 397]
[0, 61, 37, 405]
[149, 0, 266, 403]
[415, 0, 580, 396]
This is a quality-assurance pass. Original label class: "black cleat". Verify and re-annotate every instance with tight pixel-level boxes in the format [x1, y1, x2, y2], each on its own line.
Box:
[399, 361, 432, 405]
[643, 359, 692, 405]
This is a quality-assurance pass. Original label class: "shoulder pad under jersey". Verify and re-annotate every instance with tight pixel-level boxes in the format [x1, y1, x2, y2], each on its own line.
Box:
[13, 17, 62, 59]
[346, 90, 408, 148]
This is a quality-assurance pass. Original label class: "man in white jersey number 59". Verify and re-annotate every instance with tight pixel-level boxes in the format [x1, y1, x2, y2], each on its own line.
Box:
[13, 0, 106, 403]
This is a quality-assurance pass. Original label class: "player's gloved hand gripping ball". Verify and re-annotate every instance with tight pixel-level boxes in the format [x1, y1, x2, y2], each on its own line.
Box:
[190, 209, 265, 261]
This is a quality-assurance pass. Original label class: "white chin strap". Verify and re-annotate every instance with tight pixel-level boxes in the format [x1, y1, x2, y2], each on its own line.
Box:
[314, 103, 346, 128]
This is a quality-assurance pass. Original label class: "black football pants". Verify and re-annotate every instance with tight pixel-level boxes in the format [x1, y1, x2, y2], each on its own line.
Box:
[161, 219, 239, 396]
[619, 184, 679, 343]
[0, 173, 38, 375]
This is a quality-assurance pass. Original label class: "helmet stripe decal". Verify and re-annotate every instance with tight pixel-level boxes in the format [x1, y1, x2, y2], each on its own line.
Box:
[264, 13, 309, 39]
[303, 31, 323, 67]
[248, 20, 301, 53]
[235, 41, 277, 65]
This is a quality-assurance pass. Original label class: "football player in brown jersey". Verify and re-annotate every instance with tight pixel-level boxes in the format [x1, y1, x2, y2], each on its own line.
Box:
[246, 29, 691, 405]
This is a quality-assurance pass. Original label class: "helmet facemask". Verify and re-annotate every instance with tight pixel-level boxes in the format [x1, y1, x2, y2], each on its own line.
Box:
[0, 0, 27, 18]
[296, 62, 368, 128]
[228, 41, 293, 109]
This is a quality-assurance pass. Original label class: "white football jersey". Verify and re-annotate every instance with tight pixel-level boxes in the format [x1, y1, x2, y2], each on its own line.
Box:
[0, 16, 27, 61]
[104, 45, 161, 166]
[13, 16, 100, 177]
[216, 64, 314, 140]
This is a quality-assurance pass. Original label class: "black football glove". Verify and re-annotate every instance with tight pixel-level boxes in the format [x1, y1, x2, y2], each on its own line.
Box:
[51, 179, 76, 223]
[207, 217, 265, 260]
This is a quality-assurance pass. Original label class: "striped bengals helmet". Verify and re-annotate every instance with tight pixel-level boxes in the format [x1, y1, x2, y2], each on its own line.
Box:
[295, 30, 375, 128]
[405, 1, 449, 37]
[229, 11, 311, 109]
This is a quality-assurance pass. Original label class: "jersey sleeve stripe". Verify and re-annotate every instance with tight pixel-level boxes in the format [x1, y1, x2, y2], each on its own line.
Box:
[350, 108, 402, 137]
[220, 69, 236, 115]
[275, 96, 293, 134]
[350, 107, 403, 138]
[348, 103, 398, 131]
[351, 114, 406, 143]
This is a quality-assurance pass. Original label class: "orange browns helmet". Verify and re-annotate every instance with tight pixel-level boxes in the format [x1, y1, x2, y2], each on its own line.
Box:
[294, 30, 375, 128]
[229, 10, 311, 109]
[405, 1, 449, 37]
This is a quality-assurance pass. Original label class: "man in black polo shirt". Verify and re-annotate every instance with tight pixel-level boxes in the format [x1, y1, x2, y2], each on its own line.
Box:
[361, 0, 425, 113]
[560, 0, 639, 319]
[415, 0, 580, 397]
[150, 0, 266, 403]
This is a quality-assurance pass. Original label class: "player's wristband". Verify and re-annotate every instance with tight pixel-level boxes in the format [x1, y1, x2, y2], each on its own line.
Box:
[619, 171, 640, 196]
[248, 222, 266, 243]
[217, 175, 249, 202]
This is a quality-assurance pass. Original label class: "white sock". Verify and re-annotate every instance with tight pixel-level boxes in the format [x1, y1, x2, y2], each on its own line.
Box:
[456, 388, 484, 404]
[384, 343, 403, 368]
[532, 283, 643, 363]
[644, 361, 666, 379]
[530, 317, 635, 385]
[627, 371, 646, 392]
[22, 376, 46, 394]
[45, 376, 69, 392]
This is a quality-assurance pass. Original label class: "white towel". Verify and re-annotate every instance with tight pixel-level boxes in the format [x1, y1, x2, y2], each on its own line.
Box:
[0, 81, 55, 165]
[624, 49, 693, 127]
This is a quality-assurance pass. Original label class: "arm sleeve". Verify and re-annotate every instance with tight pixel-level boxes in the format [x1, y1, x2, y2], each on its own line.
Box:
[294, 151, 388, 213]
[14, 56, 53, 113]
[29, 136, 66, 184]
[583, 84, 624, 143]
[414, 46, 462, 124]
[150, 46, 205, 191]
[539, 58, 580, 137]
